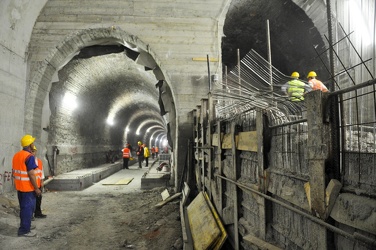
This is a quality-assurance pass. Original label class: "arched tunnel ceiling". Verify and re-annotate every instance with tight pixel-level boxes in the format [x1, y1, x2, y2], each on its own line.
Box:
[49, 47, 163, 146]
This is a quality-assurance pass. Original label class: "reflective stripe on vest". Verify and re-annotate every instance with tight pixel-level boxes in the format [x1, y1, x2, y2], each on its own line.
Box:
[12, 150, 35, 192]
[123, 148, 130, 158]
[35, 158, 43, 187]
[287, 80, 306, 101]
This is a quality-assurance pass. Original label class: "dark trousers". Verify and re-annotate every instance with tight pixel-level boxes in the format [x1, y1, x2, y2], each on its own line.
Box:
[152, 153, 155, 159]
[123, 158, 129, 169]
[17, 191, 36, 235]
[145, 157, 149, 167]
[138, 156, 144, 168]
[35, 193, 43, 216]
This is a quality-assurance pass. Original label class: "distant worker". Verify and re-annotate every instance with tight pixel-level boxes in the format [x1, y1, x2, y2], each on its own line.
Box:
[122, 144, 131, 169]
[151, 146, 156, 159]
[12, 135, 41, 237]
[155, 146, 159, 158]
[143, 144, 150, 167]
[31, 146, 47, 219]
[282, 72, 311, 102]
[136, 141, 144, 169]
[307, 71, 328, 92]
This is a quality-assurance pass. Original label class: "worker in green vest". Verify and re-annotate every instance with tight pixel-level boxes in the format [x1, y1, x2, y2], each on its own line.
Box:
[282, 72, 311, 102]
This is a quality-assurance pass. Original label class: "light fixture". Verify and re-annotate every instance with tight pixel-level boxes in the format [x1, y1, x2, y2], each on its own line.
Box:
[62, 92, 77, 110]
[106, 117, 114, 126]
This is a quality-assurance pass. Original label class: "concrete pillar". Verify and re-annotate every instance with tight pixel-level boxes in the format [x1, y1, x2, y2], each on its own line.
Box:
[306, 90, 330, 218]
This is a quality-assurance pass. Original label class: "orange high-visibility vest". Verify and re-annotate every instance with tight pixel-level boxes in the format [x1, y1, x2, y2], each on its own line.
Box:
[35, 157, 43, 187]
[155, 147, 159, 153]
[12, 150, 35, 192]
[309, 79, 328, 92]
[123, 148, 130, 158]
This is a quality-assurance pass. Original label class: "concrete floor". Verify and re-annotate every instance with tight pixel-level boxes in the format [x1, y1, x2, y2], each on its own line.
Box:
[68, 158, 171, 195]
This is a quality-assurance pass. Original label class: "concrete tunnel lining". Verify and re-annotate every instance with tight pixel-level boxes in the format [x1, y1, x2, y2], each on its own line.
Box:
[25, 28, 176, 146]
[25, 28, 176, 170]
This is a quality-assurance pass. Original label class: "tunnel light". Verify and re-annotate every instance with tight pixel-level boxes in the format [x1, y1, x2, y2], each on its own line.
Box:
[349, 0, 372, 46]
[62, 92, 77, 110]
[106, 117, 114, 126]
[162, 139, 168, 147]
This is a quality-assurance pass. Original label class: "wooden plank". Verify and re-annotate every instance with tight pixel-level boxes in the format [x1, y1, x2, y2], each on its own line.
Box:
[187, 192, 221, 250]
[222, 133, 238, 149]
[203, 192, 227, 250]
[155, 192, 181, 208]
[182, 182, 190, 206]
[180, 201, 188, 243]
[192, 57, 219, 62]
[211, 133, 223, 147]
[222, 133, 232, 149]
[231, 121, 239, 250]
[237, 131, 257, 152]
[243, 234, 282, 250]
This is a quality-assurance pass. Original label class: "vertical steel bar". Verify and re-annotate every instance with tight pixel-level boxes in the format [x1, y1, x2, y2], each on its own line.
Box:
[326, 0, 341, 181]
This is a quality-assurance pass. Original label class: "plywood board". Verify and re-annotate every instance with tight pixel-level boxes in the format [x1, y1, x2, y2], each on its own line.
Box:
[211, 133, 223, 147]
[222, 134, 238, 149]
[187, 192, 221, 249]
[203, 192, 227, 250]
[101, 178, 134, 185]
[237, 131, 257, 152]
[161, 189, 170, 201]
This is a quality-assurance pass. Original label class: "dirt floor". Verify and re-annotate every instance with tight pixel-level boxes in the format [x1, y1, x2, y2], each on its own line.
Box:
[0, 179, 183, 250]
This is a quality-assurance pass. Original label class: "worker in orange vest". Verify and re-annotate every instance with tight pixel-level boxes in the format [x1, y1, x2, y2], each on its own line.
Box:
[122, 144, 131, 169]
[31, 146, 47, 219]
[155, 146, 159, 158]
[307, 71, 328, 92]
[12, 135, 41, 237]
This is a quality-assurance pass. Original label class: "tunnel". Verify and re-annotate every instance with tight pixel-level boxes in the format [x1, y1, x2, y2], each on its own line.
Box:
[1, 0, 375, 249]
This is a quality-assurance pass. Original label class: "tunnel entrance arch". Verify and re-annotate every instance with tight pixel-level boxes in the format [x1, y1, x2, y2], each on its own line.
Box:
[25, 27, 176, 175]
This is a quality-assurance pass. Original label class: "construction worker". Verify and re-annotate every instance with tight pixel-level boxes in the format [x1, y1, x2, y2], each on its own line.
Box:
[136, 141, 144, 169]
[12, 135, 42, 237]
[307, 71, 328, 92]
[155, 146, 159, 158]
[282, 72, 310, 102]
[143, 144, 150, 167]
[122, 144, 131, 169]
[31, 146, 47, 219]
[151, 146, 156, 159]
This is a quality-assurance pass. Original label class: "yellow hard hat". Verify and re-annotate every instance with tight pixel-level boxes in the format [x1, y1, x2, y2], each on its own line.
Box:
[21, 135, 35, 147]
[138, 141, 142, 145]
[307, 71, 317, 78]
[291, 72, 299, 78]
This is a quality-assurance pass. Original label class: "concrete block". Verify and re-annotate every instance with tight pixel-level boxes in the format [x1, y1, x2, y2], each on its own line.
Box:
[330, 193, 376, 235]
[141, 175, 170, 190]
[47, 172, 93, 191]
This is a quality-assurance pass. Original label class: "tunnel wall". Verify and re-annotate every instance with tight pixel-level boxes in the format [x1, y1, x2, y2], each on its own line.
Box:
[0, 0, 48, 193]
[191, 88, 376, 249]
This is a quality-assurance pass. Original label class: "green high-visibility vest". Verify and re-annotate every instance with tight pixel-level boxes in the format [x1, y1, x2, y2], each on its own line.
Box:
[287, 79, 305, 101]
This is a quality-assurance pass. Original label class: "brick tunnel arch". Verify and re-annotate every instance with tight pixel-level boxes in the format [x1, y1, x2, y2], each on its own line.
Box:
[25, 27, 175, 144]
